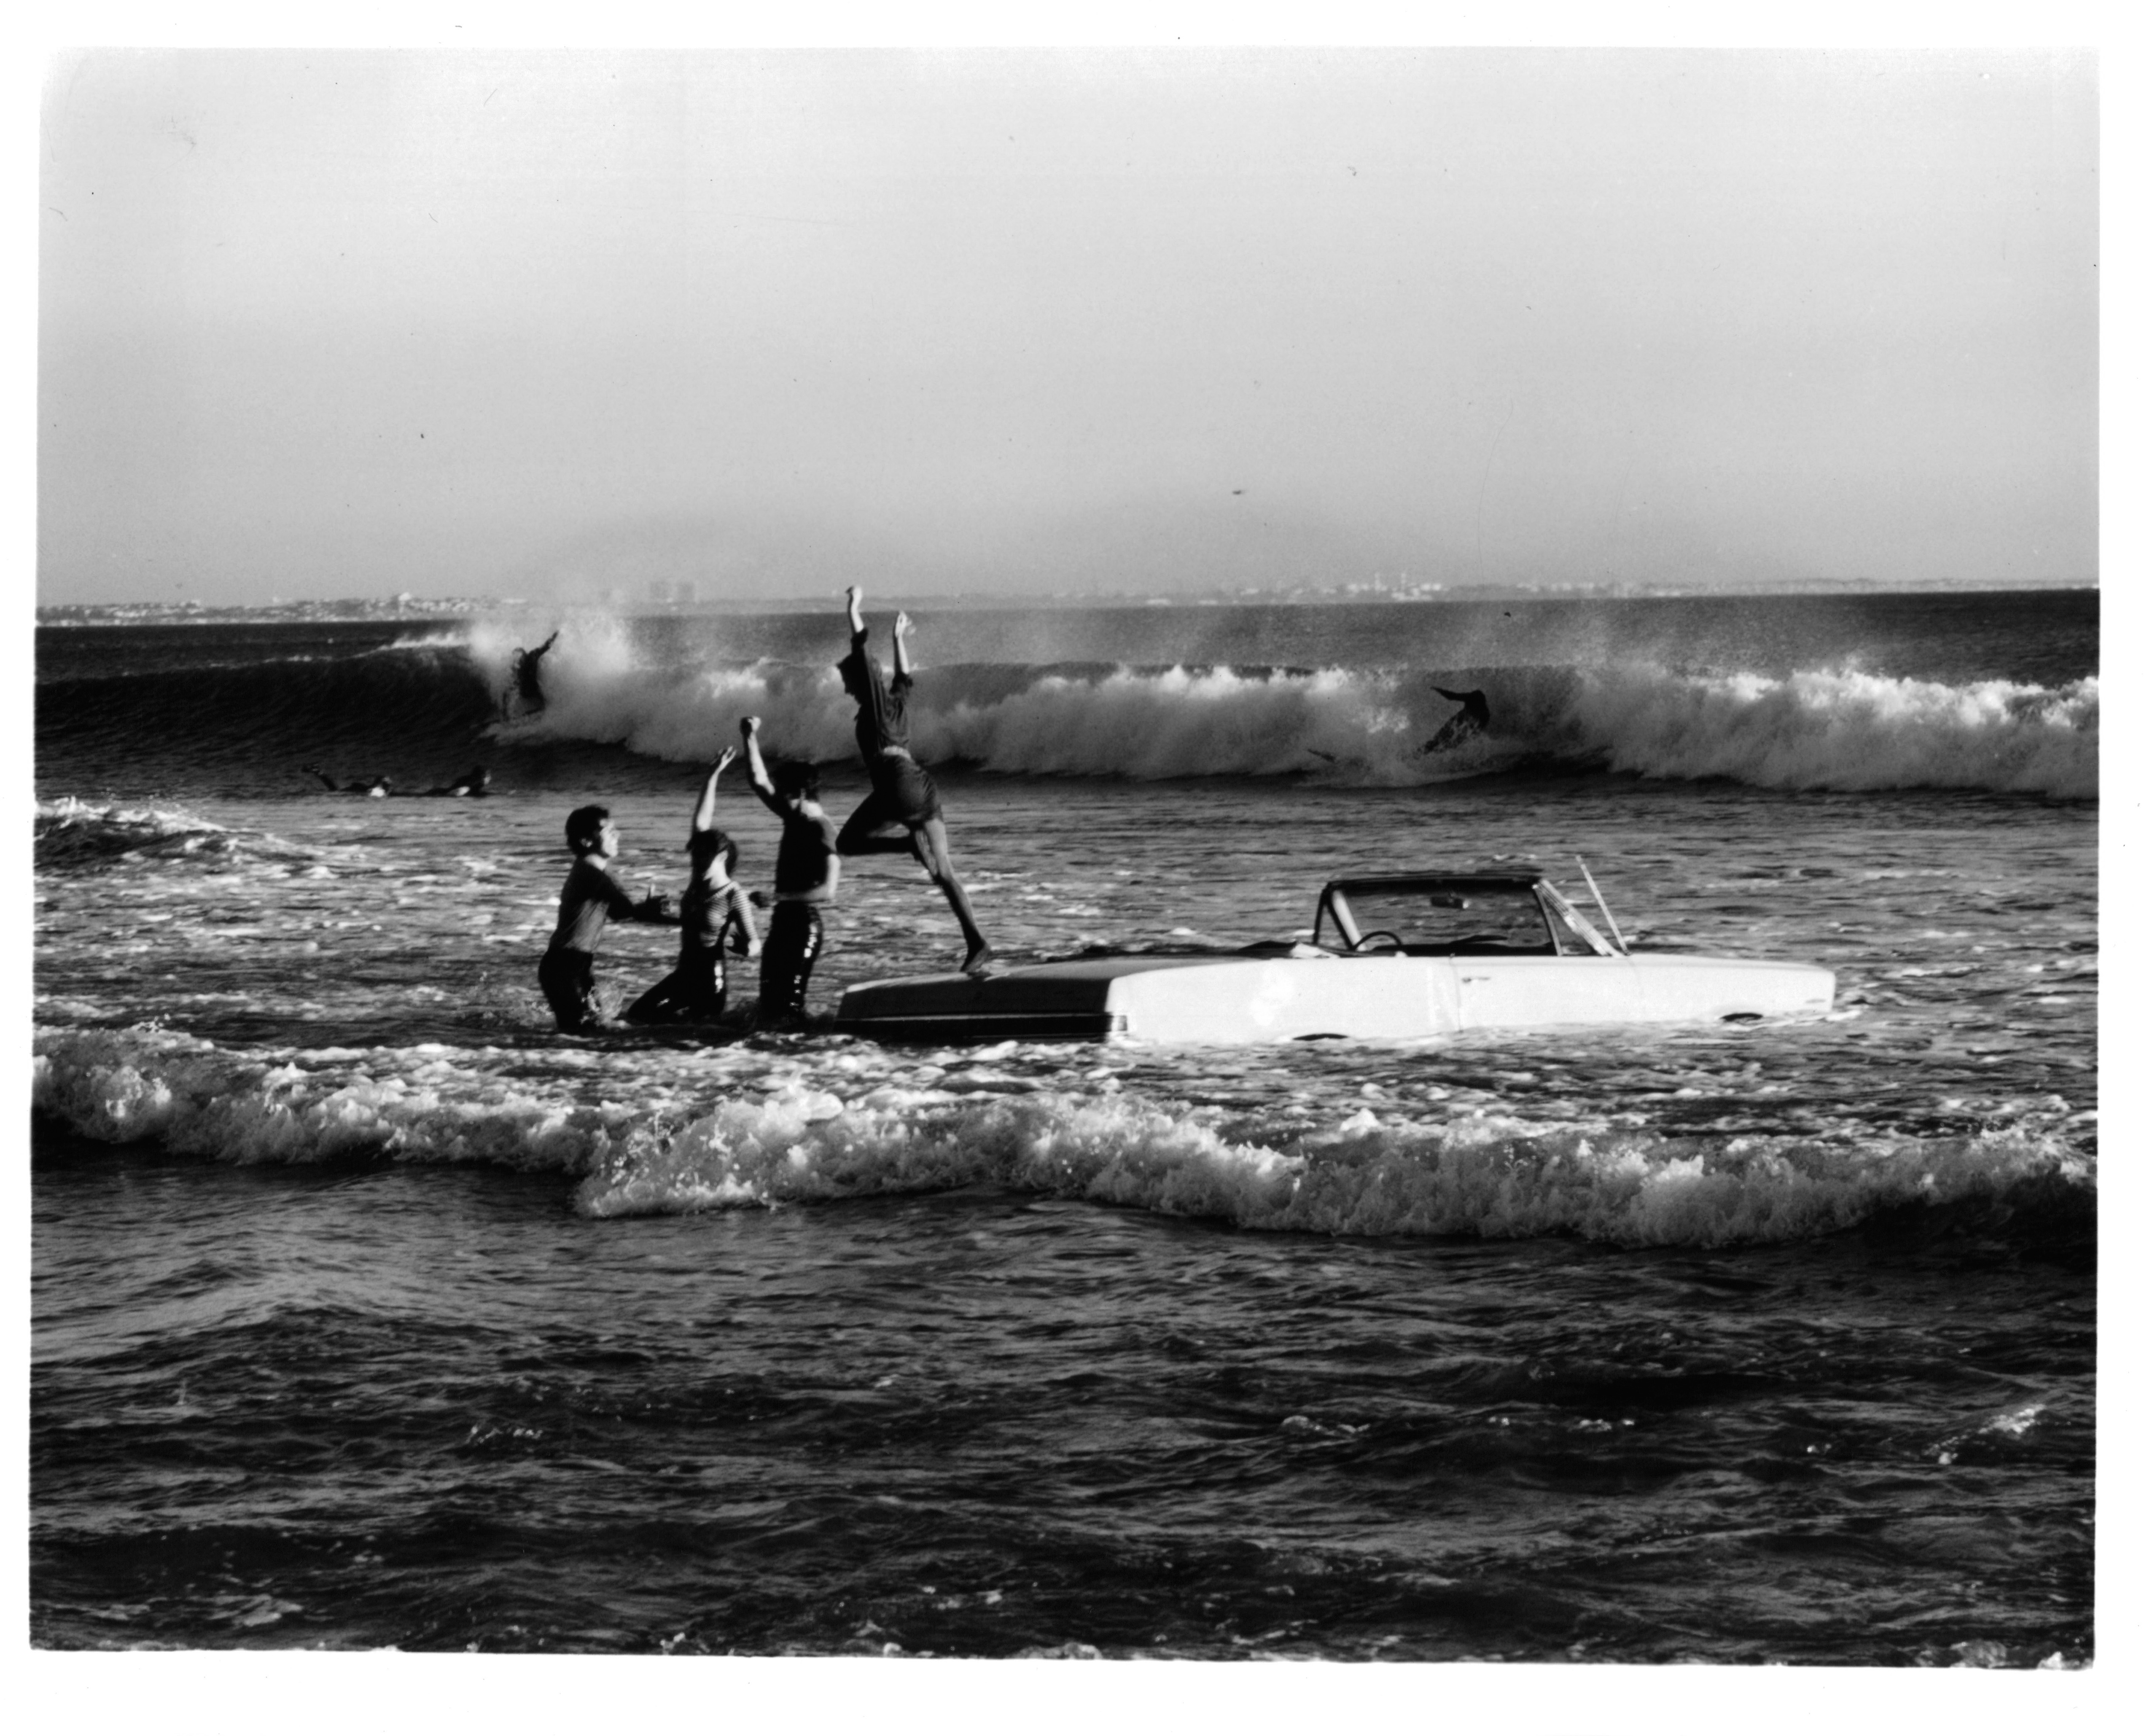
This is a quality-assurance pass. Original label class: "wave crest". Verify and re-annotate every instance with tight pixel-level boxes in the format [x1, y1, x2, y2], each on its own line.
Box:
[34, 1027, 2093, 1249]
[1570, 667, 2097, 798]
[487, 651, 2097, 797]
[35, 798, 238, 865]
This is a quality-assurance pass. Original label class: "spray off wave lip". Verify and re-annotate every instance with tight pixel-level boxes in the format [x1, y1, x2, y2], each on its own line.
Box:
[40, 630, 2099, 799]
[32, 591, 2097, 1661]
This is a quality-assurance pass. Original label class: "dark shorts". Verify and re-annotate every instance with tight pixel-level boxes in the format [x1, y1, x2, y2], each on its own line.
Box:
[538, 947, 602, 1033]
[842, 754, 942, 843]
[757, 902, 825, 1023]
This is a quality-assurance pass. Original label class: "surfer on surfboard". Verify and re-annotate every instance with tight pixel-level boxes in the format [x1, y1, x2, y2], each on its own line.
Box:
[1422, 687, 1491, 754]
[504, 631, 559, 718]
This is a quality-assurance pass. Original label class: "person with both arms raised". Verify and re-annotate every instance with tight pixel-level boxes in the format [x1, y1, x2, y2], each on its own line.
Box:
[833, 586, 994, 975]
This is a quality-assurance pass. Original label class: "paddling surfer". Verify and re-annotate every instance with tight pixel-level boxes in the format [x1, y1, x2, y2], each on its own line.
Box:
[302, 766, 393, 797]
[834, 587, 994, 975]
[420, 766, 492, 797]
[301, 765, 490, 797]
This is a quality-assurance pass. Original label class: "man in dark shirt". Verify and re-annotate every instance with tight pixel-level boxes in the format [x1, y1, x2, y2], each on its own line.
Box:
[537, 804, 675, 1033]
[833, 586, 993, 975]
[741, 717, 840, 1028]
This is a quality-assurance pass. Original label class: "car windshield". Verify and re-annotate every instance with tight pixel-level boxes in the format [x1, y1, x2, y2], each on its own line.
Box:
[1315, 881, 1554, 953]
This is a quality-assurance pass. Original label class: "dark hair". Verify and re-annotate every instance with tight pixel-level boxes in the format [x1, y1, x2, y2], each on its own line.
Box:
[565, 804, 610, 853]
[772, 761, 819, 801]
[688, 828, 739, 875]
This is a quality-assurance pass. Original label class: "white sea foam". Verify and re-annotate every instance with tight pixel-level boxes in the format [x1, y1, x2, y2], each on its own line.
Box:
[472, 652, 2097, 797]
[33, 799, 331, 870]
[33, 1026, 2093, 1248]
[1567, 666, 2098, 798]
[33, 798, 249, 867]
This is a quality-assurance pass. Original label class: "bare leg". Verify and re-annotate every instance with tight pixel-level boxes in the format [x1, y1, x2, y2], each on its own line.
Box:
[837, 803, 922, 857]
[912, 817, 992, 970]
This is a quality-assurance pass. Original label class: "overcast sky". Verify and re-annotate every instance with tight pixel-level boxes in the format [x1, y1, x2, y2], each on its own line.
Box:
[38, 46, 2097, 606]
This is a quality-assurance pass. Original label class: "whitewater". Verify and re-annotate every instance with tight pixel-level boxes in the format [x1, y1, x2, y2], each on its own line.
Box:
[458, 616, 2096, 797]
[33, 588, 2096, 1659]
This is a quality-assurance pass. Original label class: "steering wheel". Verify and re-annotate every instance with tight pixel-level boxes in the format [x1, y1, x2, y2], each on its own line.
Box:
[1350, 930, 1407, 954]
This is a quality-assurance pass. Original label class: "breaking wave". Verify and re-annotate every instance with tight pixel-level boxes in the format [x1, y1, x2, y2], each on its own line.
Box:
[31, 798, 336, 873]
[35, 797, 240, 866]
[489, 645, 2096, 798]
[32, 1025, 2094, 1249]
[37, 614, 2098, 798]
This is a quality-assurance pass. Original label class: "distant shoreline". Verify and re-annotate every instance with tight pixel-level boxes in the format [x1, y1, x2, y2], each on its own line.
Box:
[33, 575, 2101, 629]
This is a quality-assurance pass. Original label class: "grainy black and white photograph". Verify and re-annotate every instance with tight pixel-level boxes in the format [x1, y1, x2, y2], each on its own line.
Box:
[29, 23, 2107, 1703]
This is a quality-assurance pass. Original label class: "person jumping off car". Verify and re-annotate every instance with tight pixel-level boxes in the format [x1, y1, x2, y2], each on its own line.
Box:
[833, 588, 994, 976]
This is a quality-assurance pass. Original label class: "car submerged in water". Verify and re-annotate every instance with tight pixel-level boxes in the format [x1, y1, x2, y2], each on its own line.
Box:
[834, 866, 1837, 1045]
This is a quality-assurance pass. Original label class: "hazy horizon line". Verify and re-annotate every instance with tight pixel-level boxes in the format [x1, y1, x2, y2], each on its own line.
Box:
[36, 572, 2100, 624]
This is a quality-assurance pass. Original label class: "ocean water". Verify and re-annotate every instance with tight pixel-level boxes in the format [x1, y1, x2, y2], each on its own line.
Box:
[32, 590, 2096, 1660]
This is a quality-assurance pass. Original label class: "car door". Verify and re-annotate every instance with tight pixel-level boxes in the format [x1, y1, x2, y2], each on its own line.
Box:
[1455, 954, 1640, 1029]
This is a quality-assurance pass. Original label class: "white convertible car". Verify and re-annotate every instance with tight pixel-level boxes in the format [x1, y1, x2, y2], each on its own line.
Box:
[834, 867, 1837, 1045]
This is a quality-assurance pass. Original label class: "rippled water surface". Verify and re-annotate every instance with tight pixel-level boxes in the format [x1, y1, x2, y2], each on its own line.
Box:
[32, 596, 2096, 1659]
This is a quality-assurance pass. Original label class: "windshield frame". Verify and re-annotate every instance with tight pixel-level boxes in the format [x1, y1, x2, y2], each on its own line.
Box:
[1313, 875, 1569, 956]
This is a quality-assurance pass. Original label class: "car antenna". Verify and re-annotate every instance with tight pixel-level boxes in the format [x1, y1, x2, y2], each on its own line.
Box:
[1575, 857, 1630, 955]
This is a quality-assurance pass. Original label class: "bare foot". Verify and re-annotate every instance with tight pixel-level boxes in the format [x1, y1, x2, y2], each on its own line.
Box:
[962, 944, 999, 978]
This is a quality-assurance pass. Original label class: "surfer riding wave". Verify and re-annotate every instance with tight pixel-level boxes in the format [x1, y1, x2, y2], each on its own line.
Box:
[1422, 687, 1491, 754]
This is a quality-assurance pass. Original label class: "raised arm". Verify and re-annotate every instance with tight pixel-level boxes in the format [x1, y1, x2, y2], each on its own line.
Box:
[845, 585, 866, 639]
[740, 717, 785, 817]
[691, 746, 737, 836]
[891, 610, 914, 682]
